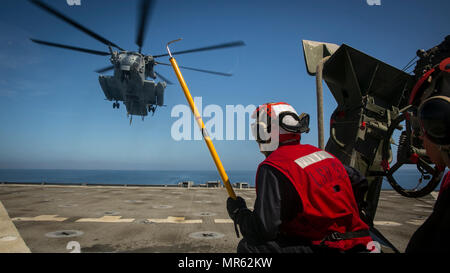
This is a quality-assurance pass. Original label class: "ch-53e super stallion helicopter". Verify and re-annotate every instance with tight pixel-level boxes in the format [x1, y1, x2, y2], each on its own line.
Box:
[29, 0, 245, 123]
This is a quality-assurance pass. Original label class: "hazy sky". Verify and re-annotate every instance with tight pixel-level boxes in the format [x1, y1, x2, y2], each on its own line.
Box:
[0, 0, 448, 171]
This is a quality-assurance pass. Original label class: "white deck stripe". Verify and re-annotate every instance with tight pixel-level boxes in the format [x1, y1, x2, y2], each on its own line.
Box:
[405, 219, 426, 226]
[76, 216, 134, 223]
[147, 217, 202, 224]
[373, 221, 402, 226]
[7, 214, 240, 224]
[12, 215, 67, 222]
[214, 219, 233, 224]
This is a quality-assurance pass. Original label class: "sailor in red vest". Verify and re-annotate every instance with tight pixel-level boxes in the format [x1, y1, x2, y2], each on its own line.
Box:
[406, 57, 450, 252]
[226, 102, 372, 253]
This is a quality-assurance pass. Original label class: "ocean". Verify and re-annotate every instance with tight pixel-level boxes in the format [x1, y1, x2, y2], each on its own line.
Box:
[0, 169, 253, 187]
[0, 168, 446, 190]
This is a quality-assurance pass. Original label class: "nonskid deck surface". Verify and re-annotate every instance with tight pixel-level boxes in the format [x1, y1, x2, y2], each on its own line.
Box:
[0, 184, 438, 253]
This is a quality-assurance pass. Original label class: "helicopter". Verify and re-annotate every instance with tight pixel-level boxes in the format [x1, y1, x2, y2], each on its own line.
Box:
[29, 0, 245, 123]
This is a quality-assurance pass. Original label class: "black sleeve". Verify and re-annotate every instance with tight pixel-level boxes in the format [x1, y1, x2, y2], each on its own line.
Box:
[406, 187, 450, 252]
[343, 165, 371, 224]
[343, 165, 368, 207]
[234, 164, 301, 244]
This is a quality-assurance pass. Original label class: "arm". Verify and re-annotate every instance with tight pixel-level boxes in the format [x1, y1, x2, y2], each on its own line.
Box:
[343, 165, 368, 206]
[237, 165, 282, 243]
[228, 165, 297, 245]
[343, 165, 370, 224]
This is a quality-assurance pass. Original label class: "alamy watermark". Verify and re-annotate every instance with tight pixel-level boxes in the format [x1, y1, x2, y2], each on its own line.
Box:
[366, 0, 381, 6]
[67, 0, 81, 6]
[170, 97, 280, 152]
[171, 97, 256, 142]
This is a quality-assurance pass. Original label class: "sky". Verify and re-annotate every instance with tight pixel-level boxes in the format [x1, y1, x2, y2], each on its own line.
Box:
[0, 0, 448, 172]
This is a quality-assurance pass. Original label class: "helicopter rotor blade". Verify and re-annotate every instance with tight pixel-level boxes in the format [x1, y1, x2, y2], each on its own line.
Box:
[29, 0, 124, 51]
[154, 71, 173, 85]
[135, 0, 155, 53]
[153, 41, 245, 58]
[156, 62, 232, 77]
[95, 65, 115, 74]
[30, 39, 111, 56]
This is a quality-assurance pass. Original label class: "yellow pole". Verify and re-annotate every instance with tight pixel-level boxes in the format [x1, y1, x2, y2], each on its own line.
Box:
[166, 42, 236, 200]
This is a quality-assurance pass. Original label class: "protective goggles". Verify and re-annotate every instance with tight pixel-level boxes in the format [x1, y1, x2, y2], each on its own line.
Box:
[251, 111, 310, 143]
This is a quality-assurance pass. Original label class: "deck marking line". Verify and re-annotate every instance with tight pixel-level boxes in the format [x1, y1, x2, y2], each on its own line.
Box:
[12, 215, 67, 222]
[147, 216, 202, 224]
[76, 216, 134, 223]
[373, 221, 402, 226]
[406, 219, 426, 226]
[0, 201, 31, 253]
[214, 219, 233, 224]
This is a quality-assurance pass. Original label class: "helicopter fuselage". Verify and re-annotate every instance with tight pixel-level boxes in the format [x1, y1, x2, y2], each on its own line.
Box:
[98, 51, 165, 117]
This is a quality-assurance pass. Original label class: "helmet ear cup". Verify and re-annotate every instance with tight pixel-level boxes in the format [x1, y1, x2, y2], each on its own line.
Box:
[252, 106, 272, 143]
[258, 122, 271, 142]
[251, 121, 271, 143]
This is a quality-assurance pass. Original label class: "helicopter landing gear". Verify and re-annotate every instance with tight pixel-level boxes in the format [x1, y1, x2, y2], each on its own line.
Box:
[148, 105, 156, 116]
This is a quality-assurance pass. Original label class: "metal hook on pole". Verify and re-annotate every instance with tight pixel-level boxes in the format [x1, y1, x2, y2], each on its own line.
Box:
[166, 38, 183, 58]
[166, 39, 237, 200]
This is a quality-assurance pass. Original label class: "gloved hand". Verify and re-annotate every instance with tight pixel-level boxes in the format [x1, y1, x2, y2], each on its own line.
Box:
[226, 196, 247, 221]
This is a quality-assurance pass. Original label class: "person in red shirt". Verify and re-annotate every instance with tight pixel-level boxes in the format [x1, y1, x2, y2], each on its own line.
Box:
[226, 102, 372, 253]
[406, 56, 450, 252]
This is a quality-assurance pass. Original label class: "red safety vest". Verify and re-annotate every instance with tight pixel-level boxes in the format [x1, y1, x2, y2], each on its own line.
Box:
[439, 172, 450, 196]
[257, 144, 371, 251]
